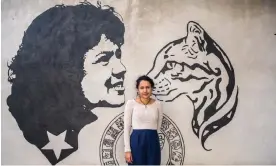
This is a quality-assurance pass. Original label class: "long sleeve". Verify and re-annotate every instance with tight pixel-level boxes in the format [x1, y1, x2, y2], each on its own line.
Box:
[157, 101, 163, 132]
[124, 100, 133, 152]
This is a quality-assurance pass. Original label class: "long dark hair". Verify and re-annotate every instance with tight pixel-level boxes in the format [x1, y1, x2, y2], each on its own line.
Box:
[7, 2, 125, 148]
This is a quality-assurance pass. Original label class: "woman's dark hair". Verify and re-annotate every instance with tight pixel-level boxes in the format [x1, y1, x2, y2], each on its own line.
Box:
[136, 75, 155, 89]
[6, 2, 124, 148]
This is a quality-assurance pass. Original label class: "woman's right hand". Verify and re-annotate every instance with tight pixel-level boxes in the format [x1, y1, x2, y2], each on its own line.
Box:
[125, 151, 133, 164]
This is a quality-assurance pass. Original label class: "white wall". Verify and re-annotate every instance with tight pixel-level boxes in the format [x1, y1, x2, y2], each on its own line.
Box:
[1, 0, 276, 165]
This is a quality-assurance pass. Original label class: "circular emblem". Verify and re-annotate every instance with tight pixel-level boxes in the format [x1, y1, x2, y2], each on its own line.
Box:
[99, 112, 185, 165]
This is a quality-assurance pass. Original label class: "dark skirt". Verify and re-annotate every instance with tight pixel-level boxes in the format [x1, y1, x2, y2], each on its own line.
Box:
[129, 129, 161, 165]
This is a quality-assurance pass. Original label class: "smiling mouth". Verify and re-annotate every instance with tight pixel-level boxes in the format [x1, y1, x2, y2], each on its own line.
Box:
[112, 81, 125, 90]
[105, 77, 125, 92]
[108, 81, 125, 96]
[114, 85, 125, 91]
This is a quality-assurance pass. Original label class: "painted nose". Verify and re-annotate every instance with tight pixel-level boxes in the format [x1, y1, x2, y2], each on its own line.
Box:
[112, 59, 126, 79]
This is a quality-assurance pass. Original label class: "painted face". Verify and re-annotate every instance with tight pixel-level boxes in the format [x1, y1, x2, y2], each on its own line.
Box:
[137, 80, 152, 99]
[81, 34, 126, 107]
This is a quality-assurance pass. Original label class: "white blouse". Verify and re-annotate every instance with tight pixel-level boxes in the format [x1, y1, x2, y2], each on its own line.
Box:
[123, 99, 163, 152]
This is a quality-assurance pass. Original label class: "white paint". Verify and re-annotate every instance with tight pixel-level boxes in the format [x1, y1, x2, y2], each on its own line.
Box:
[42, 131, 73, 160]
[82, 34, 126, 106]
[2, 0, 276, 165]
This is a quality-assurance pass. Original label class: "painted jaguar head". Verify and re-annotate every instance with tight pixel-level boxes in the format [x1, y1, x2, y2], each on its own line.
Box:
[147, 21, 239, 150]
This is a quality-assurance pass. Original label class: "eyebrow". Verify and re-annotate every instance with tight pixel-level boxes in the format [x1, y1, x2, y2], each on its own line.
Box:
[92, 51, 114, 64]
[140, 85, 151, 88]
[95, 51, 112, 57]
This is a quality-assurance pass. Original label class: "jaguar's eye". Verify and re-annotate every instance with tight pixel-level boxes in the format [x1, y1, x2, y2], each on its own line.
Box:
[166, 61, 176, 69]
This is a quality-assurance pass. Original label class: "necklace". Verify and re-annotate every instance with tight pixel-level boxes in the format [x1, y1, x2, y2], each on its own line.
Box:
[139, 97, 151, 108]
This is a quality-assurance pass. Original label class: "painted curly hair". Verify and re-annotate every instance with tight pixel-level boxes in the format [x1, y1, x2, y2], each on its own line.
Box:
[7, 2, 125, 148]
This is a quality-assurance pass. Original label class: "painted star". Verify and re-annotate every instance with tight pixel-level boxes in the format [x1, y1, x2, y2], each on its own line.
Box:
[42, 131, 73, 160]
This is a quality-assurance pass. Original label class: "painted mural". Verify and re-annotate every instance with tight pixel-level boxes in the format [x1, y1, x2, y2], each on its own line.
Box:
[5, 1, 240, 165]
[6, 2, 126, 165]
[147, 21, 239, 151]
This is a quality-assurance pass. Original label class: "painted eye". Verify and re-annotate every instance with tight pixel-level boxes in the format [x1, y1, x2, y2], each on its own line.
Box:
[166, 61, 175, 69]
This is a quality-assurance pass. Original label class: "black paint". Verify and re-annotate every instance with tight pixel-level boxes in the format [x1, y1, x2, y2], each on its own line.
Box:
[7, 2, 125, 165]
[147, 21, 239, 151]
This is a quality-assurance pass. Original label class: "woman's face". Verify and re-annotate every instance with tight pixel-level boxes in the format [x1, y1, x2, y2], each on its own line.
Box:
[81, 34, 126, 107]
[138, 80, 152, 99]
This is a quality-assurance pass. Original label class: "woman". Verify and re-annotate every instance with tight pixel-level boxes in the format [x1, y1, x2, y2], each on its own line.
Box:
[124, 75, 163, 165]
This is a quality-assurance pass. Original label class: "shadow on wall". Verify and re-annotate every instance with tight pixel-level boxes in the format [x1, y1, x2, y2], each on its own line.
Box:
[147, 21, 239, 151]
[6, 1, 126, 165]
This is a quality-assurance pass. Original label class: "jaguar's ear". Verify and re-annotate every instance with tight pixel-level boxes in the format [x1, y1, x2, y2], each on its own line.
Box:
[187, 21, 204, 35]
[186, 21, 207, 51]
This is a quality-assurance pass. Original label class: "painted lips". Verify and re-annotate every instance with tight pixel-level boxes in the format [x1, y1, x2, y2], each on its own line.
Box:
[112, 81, 125, 91]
